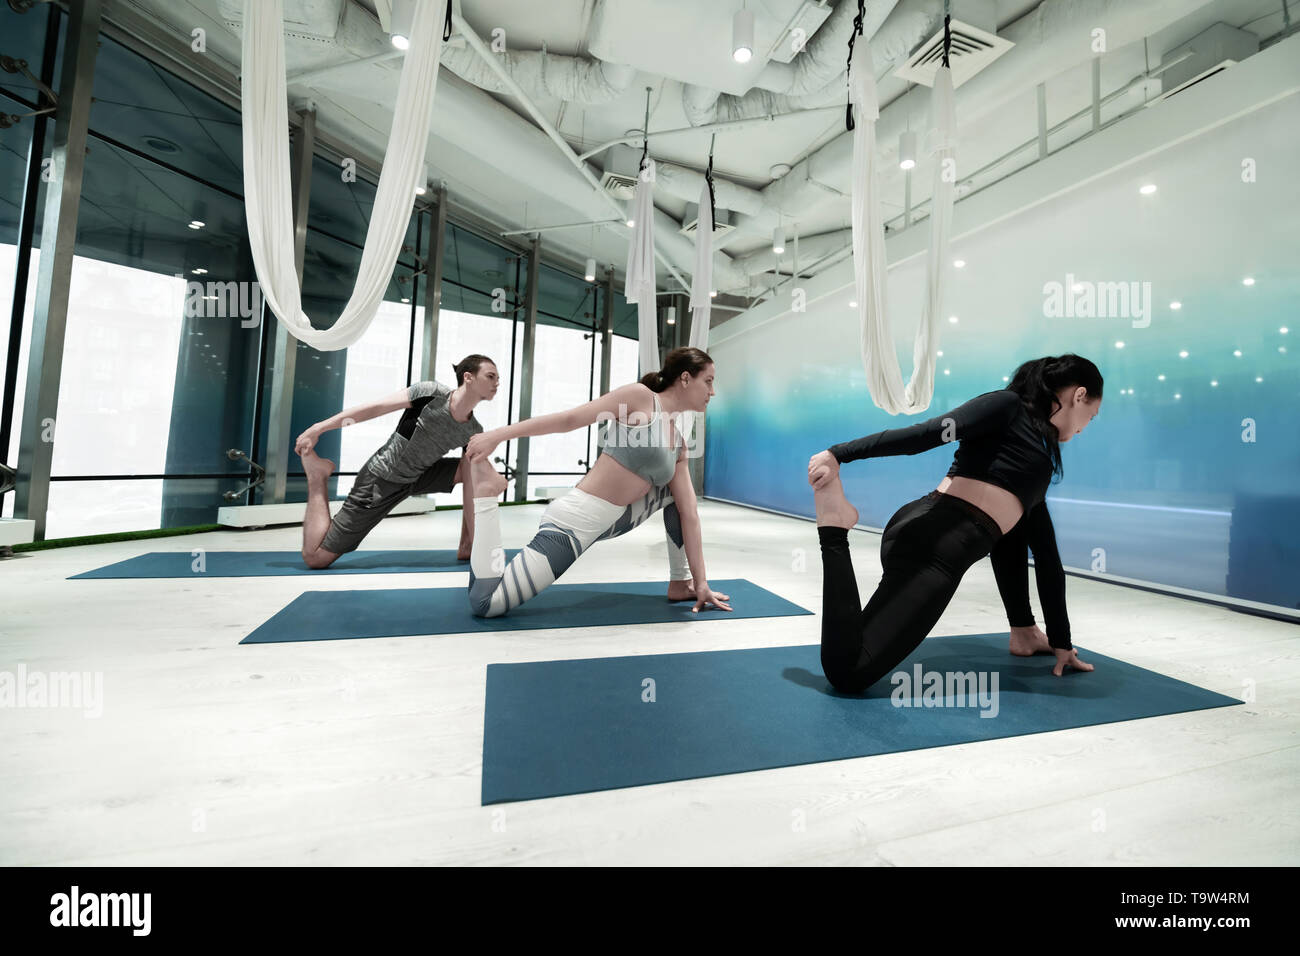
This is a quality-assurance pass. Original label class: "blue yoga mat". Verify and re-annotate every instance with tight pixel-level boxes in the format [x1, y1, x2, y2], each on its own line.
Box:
[480, 634, 1242, 804]
[69, 549, 520, 579]
[240, 578, 810, 644]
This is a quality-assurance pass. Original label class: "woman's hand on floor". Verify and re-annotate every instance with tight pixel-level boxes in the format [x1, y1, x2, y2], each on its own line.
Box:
[691, 584, 732, 613]
[1052, 647, 1094, 676]
[808, 450, 839, 489]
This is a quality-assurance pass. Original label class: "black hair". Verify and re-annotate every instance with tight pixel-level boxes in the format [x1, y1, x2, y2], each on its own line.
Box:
[640, 346, 714, 392]
[1005, 353, 1103, 480]
[452, 354, 495, 386]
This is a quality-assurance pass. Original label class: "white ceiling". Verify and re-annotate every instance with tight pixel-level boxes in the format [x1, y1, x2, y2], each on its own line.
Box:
[104, 0, 1293, 295]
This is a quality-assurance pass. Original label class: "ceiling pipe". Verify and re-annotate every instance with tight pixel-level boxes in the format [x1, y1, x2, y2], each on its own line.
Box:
[450, 10, 694, 294]
[740, 0, 1212, 237]
[576, 106, 842, 161]
[438, 39, 640, 104]
[681, 0, 900, 126]
[756, 0, 900, 96]
[730, 228, 851, 277]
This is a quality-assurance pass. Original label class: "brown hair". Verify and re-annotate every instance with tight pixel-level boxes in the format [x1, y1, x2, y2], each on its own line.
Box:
[452, 354, 495, 386]
[639, 346, 713, 392]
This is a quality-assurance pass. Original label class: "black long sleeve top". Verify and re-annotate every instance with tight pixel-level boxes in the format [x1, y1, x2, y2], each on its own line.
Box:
[828, 388, 1073, 650]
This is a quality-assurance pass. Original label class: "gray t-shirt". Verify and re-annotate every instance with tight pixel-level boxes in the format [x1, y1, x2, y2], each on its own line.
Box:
[365, 381, 484, 484]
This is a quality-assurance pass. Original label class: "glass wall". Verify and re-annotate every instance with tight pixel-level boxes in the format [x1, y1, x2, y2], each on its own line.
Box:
[0, 1, 53, 518]
[0, 4, 640, 537]
[704, 91, 1300, 613]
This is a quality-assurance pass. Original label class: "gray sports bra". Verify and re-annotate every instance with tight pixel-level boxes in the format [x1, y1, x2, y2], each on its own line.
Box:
[596, 391, 681, 487]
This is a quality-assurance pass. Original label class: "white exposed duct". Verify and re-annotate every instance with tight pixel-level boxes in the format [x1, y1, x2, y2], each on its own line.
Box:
[222, 0, 1214, 297]
[438, 42, 639, 104]
[730, 228, 851, 276]
[681, 0, 901, 126]
[741, 0, 1211, 238]
[654, 162, 765, 217]
[681, 81, 850, 126]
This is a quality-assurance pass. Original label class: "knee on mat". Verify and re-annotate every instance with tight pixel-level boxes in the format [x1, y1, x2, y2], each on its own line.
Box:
[822, 658, 871, 695]
[467, 574, 504, 618]
[303, 550, 337, 570]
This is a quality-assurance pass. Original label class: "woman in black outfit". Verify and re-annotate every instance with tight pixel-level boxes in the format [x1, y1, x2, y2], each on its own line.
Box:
[807, 354, 1103, 693]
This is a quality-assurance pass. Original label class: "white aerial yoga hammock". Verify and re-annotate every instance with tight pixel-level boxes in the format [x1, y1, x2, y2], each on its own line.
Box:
[849, 22, 957, 414]
[688, 177, 713, 352]
[678, 176, 715, 445]
[624, 158, 660, 376]
[240, 0, 448, 351]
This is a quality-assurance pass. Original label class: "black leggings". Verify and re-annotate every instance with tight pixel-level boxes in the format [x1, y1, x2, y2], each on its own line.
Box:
[818, 490, 1003, 694]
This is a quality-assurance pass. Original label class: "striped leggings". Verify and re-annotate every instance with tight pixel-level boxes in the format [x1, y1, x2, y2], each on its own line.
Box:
[467, 485, 688, 618]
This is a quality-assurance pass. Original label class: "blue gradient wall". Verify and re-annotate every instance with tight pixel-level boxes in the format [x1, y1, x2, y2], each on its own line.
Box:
[704, 94, 1299, 612]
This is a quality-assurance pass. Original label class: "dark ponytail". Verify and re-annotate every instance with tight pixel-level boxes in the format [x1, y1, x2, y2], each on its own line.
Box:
[1005, 353, 1103, 481]
[640, 346, 713, 392]
[452, 353, 494, 386]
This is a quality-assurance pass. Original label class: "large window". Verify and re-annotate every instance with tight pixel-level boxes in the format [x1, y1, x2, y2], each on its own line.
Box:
[1, 4, 644, 536]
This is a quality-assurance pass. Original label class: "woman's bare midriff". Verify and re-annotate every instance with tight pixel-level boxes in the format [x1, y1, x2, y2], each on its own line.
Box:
[574, 411, 680, 507]
[575, 455, 655, 507]
[935, 476, 1024, 535]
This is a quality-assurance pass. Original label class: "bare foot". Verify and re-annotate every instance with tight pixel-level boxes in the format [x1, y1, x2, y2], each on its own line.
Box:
[666, 579, 696, 602]
[302, 449, 336, 482]
[813, 477, 859, 529]
[470, 457, 508, 497]
[1009, 625, 1052, 656]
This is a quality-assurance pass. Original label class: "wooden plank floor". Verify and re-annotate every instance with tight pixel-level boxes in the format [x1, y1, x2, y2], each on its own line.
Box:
[2, 500, 1295, 865]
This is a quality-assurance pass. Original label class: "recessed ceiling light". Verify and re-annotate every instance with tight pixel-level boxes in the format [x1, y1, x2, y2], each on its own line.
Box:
[1157, 374, 1165, 381]
[1115, 341, 1124, 348]
[953, 259, 966, 268]
[943, 368, 950, 375]
[188, 220, 205, 229]
[1255, 376, 1263, 383]
[1210, 380, 1218, 387]
[192, 268, 207, 275]
[1179, 350, 1188, 358]
[948, 315, 958, 323]
[1233, 349, 1241, 357]
[1174, 393, 1181, 399]
[848, 301, 858, 308]
[1281, 327, 1289, 334]
[1139, 183, 1157, 195]
[1169, 301, 1181, 310]
[1242, 276, 1255, 286]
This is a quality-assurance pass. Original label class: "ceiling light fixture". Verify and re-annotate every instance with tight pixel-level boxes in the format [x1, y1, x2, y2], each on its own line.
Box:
[732, 7, 754, 63]
[899, 130, 917, 170]
[390, 0, 414, 50]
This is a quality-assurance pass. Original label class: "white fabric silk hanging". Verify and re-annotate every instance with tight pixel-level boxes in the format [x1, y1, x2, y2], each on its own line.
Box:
[688, 179, 714, 351]
[849, 35, 956, 414]
[679, 178, 715, 443]
[623, 159, 659, 376]
[240, 0, 447, 351]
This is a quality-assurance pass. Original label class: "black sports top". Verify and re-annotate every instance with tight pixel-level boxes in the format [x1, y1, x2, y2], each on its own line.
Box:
[828, 389, 1054, 512]
[828, 389, 1073, 650]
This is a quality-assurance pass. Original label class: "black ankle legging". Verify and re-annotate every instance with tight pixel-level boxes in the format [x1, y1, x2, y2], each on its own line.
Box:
[818, 490, 1004, 694]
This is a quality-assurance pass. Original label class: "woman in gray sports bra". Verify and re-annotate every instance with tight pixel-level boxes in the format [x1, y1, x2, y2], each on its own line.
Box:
[462, 347, 733, 618]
